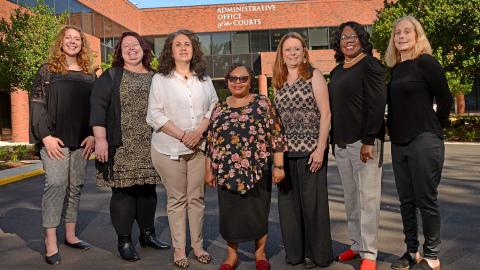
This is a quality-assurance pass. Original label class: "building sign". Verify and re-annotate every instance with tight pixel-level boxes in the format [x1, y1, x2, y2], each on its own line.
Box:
[216, 4, 276, 29]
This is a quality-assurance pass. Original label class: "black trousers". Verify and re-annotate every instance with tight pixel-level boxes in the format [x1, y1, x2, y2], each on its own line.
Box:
[391, 132, 444, 259]
[277, 153, 333, 266]
[110, 184, 157, 235]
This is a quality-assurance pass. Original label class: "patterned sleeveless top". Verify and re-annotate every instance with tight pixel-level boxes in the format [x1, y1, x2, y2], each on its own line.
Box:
[274, 79, 320, 157]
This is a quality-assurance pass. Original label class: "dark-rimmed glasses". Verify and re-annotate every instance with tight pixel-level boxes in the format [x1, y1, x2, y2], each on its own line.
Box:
[340, 34, 359, 42]
[227, 76, 249, 83]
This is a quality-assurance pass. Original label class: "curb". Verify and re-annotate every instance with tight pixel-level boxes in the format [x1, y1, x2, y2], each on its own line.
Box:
[0, 168, 44, 186]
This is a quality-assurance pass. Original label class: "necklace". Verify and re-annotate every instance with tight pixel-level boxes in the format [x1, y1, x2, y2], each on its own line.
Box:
[344, 52, 364, 64]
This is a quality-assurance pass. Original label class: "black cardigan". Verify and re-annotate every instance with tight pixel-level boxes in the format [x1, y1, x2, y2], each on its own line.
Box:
[89, 67, 124, 148]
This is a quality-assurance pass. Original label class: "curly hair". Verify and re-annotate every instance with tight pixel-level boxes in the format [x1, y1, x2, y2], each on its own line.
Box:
[48, 25, 93, 74]
[272, 32, 313, 90]
[224, 63, 256, 90]
[111, 31, 153, 71]
[332, 21, 373, 63]
[157, 29, 208, 81]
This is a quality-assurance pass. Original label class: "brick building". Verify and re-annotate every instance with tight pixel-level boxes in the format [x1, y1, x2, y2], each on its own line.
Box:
[1, 0, 385, 142]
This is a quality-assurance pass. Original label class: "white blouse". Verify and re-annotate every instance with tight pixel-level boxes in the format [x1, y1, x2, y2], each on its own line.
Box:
[146, 71, 218, 158]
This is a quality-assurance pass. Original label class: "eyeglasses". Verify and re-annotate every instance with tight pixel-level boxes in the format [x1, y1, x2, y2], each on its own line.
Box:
[340, 34, 359, 41]
[227, 76, 249, 83]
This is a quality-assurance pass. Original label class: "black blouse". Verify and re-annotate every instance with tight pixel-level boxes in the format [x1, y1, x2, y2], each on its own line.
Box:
[329, 55, 387, 146]
[387, 54, 453, 144]
[30, 64, 95, 149]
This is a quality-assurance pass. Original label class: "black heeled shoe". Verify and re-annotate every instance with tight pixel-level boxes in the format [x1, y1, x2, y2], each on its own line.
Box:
[117, 235, 140, 262]
[64, 240, 91, 250]
[45, 251, 61, 265]
[139, 228, 170, 249]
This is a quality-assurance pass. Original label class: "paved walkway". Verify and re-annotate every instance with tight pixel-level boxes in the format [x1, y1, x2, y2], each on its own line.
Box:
[0, 143, 479, 269]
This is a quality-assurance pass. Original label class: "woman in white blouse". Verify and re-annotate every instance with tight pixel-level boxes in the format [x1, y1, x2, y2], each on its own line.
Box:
[147, 29, 218, 269]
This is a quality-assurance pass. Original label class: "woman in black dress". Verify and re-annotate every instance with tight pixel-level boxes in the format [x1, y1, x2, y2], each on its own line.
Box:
[30, 25, 95, 265]
[205, 63, 286, 270]
[385, 16, 453, 270]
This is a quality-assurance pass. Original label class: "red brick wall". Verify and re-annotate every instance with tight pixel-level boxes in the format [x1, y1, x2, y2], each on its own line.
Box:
[10, 89, 29, 142]
[78, 0, 141, 32]
[139, 0, 384, 36]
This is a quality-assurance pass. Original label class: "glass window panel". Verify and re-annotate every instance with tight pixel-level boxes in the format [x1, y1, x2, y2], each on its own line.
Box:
[80, 10, 94, 35]
[365, 25, 373, 36]
[54, 0, 69, 14]
[211, 32, 231, 55]
[251, 30, 269, 52]
[93, 13, 104, 38]
[44, 0, 55, 9]
[329, 27, 338, 49]
[103, 18, 113, 40]
[69, 0, 82, 13]
[18, 0, 36, 8]
[232, 54, 252, 69]
[154, 36, 166, 57]
[197, 33, 211, 56]
[231, 32, 250, 54]
[213, 55, 232, 78]
[309, 27, 329, 49]
[205, 55, 214, 78]
[252, 53, 261, 75]
[270, 29, 289, 51]
[69, 1, 82, 28]
[290, 28, 308, 42]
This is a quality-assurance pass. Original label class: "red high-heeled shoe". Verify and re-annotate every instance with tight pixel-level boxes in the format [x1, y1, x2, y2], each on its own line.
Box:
[256, 259, 271, 270]
[219, 259, 237, 270]
[336, 248, 359, 261]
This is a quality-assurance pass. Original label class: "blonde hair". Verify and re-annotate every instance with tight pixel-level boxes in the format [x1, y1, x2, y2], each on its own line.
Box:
[272, 32, 313, 90]
[48, 25, 93, 74]
[385, 16, 432, 67]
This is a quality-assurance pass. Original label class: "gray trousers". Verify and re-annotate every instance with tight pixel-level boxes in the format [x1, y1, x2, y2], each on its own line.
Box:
[335, 140, 382, 260]
[41, 147, 87, 228]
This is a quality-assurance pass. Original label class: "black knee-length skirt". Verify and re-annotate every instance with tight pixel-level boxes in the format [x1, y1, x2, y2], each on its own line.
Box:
[217, 170, 272, 243]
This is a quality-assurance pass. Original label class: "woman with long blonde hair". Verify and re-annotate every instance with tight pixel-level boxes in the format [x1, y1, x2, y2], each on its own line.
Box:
[386, 16, 452, 270]
[272, 32, 333, 268]
[30, 25, 96, 265]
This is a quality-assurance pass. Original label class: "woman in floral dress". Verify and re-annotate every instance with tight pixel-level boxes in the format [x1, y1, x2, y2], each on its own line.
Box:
[205, 63, 287, 270]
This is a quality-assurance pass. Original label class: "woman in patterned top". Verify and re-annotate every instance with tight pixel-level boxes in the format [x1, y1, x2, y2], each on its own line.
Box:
[205, 63, 286, 270]
[205, 64, 286, 270]
[30, 25, 95, 265]
[90, 32, 170, 262]
[272, 32, 333, 268]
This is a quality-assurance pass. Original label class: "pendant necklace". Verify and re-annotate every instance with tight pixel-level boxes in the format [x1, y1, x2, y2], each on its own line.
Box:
[344, 52, 364, 64]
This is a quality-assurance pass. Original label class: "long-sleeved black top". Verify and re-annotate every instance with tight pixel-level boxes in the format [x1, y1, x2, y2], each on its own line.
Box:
[329, 54, 387, 146]
[30, 64, 95, 149]
[387, 54, 453, 144]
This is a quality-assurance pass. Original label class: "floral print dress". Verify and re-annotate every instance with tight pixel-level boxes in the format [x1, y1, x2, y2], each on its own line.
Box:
[206, 94, 287, 194]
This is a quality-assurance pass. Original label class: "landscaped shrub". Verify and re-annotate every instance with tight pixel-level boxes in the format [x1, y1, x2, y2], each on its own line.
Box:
[445, 115, 480, 142]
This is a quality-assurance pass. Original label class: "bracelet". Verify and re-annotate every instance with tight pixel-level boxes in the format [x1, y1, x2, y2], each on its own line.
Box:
[180, 131, 186, 142]
[273, 165, 284, 170]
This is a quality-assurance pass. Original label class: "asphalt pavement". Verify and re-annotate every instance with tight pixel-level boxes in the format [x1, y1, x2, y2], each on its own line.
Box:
[1, 143, 479, 270]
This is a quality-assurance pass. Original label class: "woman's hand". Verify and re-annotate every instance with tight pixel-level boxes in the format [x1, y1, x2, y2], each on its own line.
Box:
[360, 144, 374, 163]
[183, 129, 203, 149]
[42, 135, 65, 160]
[272, 167, 285, 184]
[308, 148, 325, 172]
[81, 136, 95, 160]
[95, 138, 109, 163]
[204, 169, 216, 187]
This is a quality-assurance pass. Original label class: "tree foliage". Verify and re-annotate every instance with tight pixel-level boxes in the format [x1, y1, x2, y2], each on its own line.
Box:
[372, 0, 480, 95]
[0, 1, 66, 92]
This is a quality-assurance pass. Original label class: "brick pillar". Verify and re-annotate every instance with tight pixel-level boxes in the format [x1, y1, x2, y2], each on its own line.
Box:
[10, 88, 30, 143]
[258, 74, 268, 96]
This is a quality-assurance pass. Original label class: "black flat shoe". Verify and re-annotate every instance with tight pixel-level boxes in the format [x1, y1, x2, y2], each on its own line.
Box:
[64, 240, 91, 250]
[139, 228, 170, 249]
[45, 252, 61, 265]
[303, 257, 316, 269]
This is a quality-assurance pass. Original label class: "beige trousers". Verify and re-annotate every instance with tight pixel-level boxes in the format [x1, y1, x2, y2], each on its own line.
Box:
[151, 147, 206, 249]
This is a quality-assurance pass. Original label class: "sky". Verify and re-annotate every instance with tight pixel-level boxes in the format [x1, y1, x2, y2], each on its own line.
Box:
[129, 0, 291, 8]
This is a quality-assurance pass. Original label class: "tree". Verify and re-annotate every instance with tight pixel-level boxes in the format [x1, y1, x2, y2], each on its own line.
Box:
[0, 0, 66, 92]
[372, 0, 480, 97]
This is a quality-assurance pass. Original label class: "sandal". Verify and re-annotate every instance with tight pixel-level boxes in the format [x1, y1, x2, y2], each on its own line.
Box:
[195, 253, 212, 264]
[174, 257, 189, 269]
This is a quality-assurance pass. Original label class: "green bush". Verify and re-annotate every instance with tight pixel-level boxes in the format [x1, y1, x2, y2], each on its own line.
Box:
[0, 145, 37, 162]
[445, 115, 480, 142]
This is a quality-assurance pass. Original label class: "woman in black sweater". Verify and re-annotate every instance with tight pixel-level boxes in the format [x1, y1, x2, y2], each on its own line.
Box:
[385, 16, 453, 270]
[30, 25, 95, 265]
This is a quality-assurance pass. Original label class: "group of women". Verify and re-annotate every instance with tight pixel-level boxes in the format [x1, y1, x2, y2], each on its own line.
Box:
[30, 15, 452, 270]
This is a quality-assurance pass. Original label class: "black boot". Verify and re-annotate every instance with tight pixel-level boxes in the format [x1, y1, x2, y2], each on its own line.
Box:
[117, 235, 140, 262]
[139, 228, 170, 249]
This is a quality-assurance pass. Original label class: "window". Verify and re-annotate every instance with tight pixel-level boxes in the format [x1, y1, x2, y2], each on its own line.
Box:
[270, 29, 289, 51]
[213, 55, 232, 78]
[251, 30, 270, 52]
[231, 31, 250, 54]
[329, 26, 338, 49]
[212, 32, 231, 55]
[309, 27, 329, 49]
[364, 25, 373, 36]
[54, 0, 68, 14]
[232, 54, 252, 69]
[154, 36, 166, 57]
[290, 28, 308, 42]
[198, 33, 211, 56]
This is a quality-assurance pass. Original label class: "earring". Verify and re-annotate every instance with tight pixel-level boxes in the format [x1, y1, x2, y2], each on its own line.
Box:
[303, 58, 307, 64]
